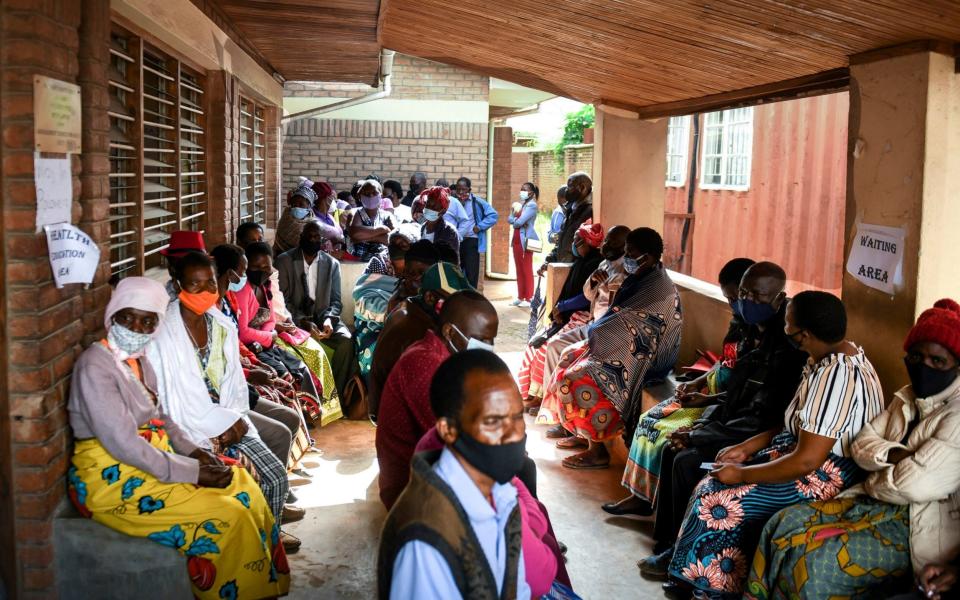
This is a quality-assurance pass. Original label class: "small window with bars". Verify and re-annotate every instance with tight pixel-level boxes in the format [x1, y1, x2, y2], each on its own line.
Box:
[665, 116, 691, 186]
[239, 97, 267, 223]
[700, 107, 754, 191]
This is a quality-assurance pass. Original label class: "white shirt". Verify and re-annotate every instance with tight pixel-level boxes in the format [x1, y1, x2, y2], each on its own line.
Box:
[303, 256, 319, 301]
[423, 231, 435, 242]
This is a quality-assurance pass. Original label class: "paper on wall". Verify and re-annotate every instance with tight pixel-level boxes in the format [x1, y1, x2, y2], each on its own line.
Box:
[34, 152, 72, 232]
[845, 222, 905, 295]
[44, 223, 100, 288]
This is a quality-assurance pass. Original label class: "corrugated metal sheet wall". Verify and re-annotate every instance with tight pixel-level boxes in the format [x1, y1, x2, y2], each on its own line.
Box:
[663, 92, 849, 295]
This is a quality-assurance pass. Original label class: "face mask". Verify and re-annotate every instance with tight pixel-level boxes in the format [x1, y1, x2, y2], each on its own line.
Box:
[423, 208, 441, 223]
[623, 257, 639, 274]
[178, 289, 219, 315]
[228, 275, 247, 293]
[388, 245, 407, 261]
[108, 323, 153, 356]
[785, 330, 805, 351]
[300, 239, 324, 255]
[905, 359, 959, 398]
[452, 429, 527, 485]
[564, 187, 581, 204]
[519, 191, 530, 201]
[735, 298, 779, 325]
[571, 241, 581, 258]
[447, 323, 494, 353]
[290, 207, 311, 220]
[361, 194, 382, 210]
[603, 247, 625, 262]
[246, 270, 267, 286]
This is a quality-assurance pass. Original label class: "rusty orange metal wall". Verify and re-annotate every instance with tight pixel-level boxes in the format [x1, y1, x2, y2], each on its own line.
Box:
[663, 92, 849, 295]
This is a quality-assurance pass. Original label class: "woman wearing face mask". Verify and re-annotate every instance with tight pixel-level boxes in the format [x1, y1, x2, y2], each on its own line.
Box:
[744, 299, 960, 600]
[508, 182, 540, 307]
[347, 179, 396, 262]
[310, 180, 345, 256]
[67, 277, 290, 599]
[275, 184, 318, 255]
[419, 186, 460, 262]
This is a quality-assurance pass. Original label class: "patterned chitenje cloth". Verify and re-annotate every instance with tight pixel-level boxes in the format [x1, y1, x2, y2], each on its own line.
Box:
[744, 496, 911, 600]
[554, 269, 682, 442]
[353, 272, 399, 377]
[517, 311, 591, 399]
[621, 399, 706, 503]
[668, 432, 863, 596]
[277, 337, 343, 426]
[68, 420, 289, 600]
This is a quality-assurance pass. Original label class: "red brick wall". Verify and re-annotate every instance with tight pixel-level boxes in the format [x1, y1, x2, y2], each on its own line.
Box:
[489, 127, 514, 274]
[282, 119, 489, 198]
[1, 1, 113, 596]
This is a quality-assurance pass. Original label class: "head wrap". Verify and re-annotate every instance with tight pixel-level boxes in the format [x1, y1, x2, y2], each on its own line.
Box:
[423, 186, 450, 212]
[904, 299, 960, 360]
[421, 262, 472, 294]
[311, 181, 335, 200]
[577, 222, 604, 249]
[103, 277, 169, 331]
[405, 239, 440, 265]
[296, 176, 314, 188]
[290, 185, 318, 205]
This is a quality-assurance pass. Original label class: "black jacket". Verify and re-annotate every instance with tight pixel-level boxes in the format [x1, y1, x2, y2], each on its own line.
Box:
[545, 196, 593, 263]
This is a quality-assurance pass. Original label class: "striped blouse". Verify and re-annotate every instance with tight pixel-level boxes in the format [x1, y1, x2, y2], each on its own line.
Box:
[784, 346, 884, 457]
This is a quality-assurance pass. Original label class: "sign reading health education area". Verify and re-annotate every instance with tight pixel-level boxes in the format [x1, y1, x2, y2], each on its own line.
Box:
[44, 223, 100, 288]
[845, 222, 905, 295]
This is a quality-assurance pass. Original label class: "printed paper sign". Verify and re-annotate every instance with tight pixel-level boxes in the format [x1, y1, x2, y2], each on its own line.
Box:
[34, 153, 72, 232]
[34, 75, 82, 153]
[44, 223, 100, 288]
[845, 223, 905, 295]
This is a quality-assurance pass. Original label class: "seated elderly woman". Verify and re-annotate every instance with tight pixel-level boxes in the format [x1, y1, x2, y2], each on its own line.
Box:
[275, 182, 318, 256]
[146, 252, 294, 548]
[666, 291, 884, 599]
[744, 299, 960, 600]
[68, 277, 288, 599]
[347, 178, 396, 262]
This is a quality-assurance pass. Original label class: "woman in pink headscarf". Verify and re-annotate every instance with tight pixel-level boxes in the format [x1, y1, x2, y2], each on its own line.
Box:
[65, 277, 289, 599]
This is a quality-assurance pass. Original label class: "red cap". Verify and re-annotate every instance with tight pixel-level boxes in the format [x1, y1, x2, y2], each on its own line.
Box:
[903, 298, 960, 359]
[160, 230, 206, 257]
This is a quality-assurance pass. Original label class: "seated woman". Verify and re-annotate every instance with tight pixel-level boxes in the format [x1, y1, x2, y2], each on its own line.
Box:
[69, 277, 289, 599]
[745, 299, 960, 600]
[310, 180, 345, 256]
[347, 179, 396, 262]
[551, 228, 682, 469]
[666, 291, 884, 599]
[147, 253, 293, 539]
[519, 223, 615, 421]
[274, 183, 317, 256]
[238, 242, 343, 427]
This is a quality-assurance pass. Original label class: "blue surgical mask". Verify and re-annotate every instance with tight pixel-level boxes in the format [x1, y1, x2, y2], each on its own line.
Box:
[519, 191, 530, 201]
[108, 323, 152, 356]
[228, 275, 247, 293]
[735, 298, 779, 325]
[423, 208, 441, 223]
[290, 207, 311, 220]
[571, 241, 581, 258]
[623, 257, 639, 274]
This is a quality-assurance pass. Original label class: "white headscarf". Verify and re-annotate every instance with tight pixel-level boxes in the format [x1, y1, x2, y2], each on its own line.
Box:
[102, 277, 169, 366]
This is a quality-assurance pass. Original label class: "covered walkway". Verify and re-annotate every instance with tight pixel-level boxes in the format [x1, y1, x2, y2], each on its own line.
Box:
[283, 280, 663, 599]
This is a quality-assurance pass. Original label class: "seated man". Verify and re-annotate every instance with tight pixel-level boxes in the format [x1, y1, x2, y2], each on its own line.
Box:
[378, 350, 531, 599]
[632, 262, 807, 581]
[276, 222, 357, 407]
[552, 228, 682, 470]
[376, 290, 498, 509]
[367, 262, 472, 421]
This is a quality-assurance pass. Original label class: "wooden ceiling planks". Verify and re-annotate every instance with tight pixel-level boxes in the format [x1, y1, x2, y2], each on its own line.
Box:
[379, 0, 960, 110]
[212, 0, 382, 83]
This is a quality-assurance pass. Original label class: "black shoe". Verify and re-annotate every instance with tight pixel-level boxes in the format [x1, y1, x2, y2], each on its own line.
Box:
[601, 496, 653, 516]
[286, 489, 298, 504]
[662, 580, 692, 600]
[637, 546, 673, 580]
[557, 541, 567, 555]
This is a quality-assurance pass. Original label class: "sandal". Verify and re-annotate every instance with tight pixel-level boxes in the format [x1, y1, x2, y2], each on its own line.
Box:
[555, 436, 589, 450]
[545, 424, 573, 439]
[562, 451, 610, 470]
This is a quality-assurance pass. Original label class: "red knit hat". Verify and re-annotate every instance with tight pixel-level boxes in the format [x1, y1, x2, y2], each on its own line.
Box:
[424, 186, 450, 212]
[577, 222, 604, 249]
[903, 298, 960, 359]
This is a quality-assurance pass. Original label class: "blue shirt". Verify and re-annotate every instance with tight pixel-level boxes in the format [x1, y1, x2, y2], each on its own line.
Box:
[548, 206, 565, 243]
[389, 448, 531, 600]
[444, 197, 469, 240]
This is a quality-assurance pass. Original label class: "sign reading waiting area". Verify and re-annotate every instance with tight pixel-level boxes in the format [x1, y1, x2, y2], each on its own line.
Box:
[44, 223, 100, 288]
[845, 222, 905, 295]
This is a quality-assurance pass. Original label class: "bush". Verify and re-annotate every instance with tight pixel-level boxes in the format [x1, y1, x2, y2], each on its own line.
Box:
[552, 105, 595, 172]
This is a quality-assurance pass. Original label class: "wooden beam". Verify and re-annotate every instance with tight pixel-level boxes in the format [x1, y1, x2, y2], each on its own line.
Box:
[599, 68, 850, 120]
[189, 0, 280, 79]
[849, 39, 958, 66]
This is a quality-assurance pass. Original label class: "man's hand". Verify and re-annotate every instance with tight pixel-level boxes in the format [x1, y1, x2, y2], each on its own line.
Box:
[679, 392, 712, 408]
[473, 226, 480, 234]
[197, 464, 233, 488]
[537, 263, 549, 276]
[322, 318, 334, 338]
[711, 464, 745, 485]
[920, 563, 958, 600]
[668, 428, 692, 450]
[676, 375, 707, 398]
[887, 447, 914, 464]
[189, 448, 223, 467]
[589, 268, 609, 288]
[216, 419, 248, 449]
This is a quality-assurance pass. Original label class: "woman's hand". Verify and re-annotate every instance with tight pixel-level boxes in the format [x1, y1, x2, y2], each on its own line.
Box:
[246, 369, 274, 387]
[711, 464, 745, 485]
[920, 563, 958, 600]
[217, 419, 248, 448]
[275, 321, 297, 334]
[668, 427, 693, 450]
[589, 268, 609, 288]
[537, 263, 549, 276]
[676, 374, 708, 397]
[189, 448, 223, 467]
[197, 464, 233, 488]
[716, 443, 751, 465]
[678, 392, 713, 408]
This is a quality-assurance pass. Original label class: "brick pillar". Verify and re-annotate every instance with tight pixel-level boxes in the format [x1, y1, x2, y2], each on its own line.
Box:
[489, 126, 513, 276]
[206, 71, 239, 245]
[1, 1, 86, 597]
[263, 105, 281, 230]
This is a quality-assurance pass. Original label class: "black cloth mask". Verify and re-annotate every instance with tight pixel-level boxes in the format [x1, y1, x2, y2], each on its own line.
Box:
[905, 359, 959, 399]
[299, 239, 324, 256]
[246, 269, 267, 286]
[452, 430, 527, 485]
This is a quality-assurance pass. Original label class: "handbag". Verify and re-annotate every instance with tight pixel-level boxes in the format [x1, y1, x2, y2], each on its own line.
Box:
[524, 237, 543, 253]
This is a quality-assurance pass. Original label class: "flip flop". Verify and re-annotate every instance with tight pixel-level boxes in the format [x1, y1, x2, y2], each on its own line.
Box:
[545, 424, 573, 439]
[555, 436, 589, 450]
[562, 452, 610, 470]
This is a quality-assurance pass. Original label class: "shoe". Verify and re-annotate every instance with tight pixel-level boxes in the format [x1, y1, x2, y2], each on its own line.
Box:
[286, 489, 298, 504]
[282, 504, 306, 524]
[557, 541, 568, 555]
[662, 580, 692, 600]
[518, 300, 531, 308]
[545, 424, 573, 439]
[601, 496, 654, 517]
[280, 530, 302, 554]
[509, 299, 522, 306]
[637, 546, 674, 580]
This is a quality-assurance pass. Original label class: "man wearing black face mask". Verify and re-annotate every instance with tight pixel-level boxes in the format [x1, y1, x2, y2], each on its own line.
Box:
[275, 222, 358, 409]
[538, 171, 593, 270]
[378, 349, 532, 599]
[401, 171, 428, 207]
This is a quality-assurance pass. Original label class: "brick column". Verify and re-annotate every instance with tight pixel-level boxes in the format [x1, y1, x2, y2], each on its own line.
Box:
[489, 126, 513, 276]
[206, 71, 239, 244]
[263, 105, 281, 230]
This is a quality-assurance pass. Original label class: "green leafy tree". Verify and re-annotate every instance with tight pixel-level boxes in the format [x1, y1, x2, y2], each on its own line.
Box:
[552, 104, 595, 172]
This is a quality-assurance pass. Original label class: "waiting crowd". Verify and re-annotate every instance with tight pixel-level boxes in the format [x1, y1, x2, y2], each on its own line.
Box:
[65, 168, 960, 600]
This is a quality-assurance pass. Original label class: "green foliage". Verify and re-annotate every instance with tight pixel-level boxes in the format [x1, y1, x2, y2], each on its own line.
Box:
[552, 104, 595, 173]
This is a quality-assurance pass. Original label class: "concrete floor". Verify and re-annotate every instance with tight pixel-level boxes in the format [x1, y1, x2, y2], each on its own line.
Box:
[285, 279, 665, 599]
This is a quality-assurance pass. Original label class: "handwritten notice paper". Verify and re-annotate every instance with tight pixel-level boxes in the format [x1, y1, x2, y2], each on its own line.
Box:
[845, 223, 905, 295]
[44, 224, 100, 288]
[34, 153, 72, 232]
[34, 75, 82, 153]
